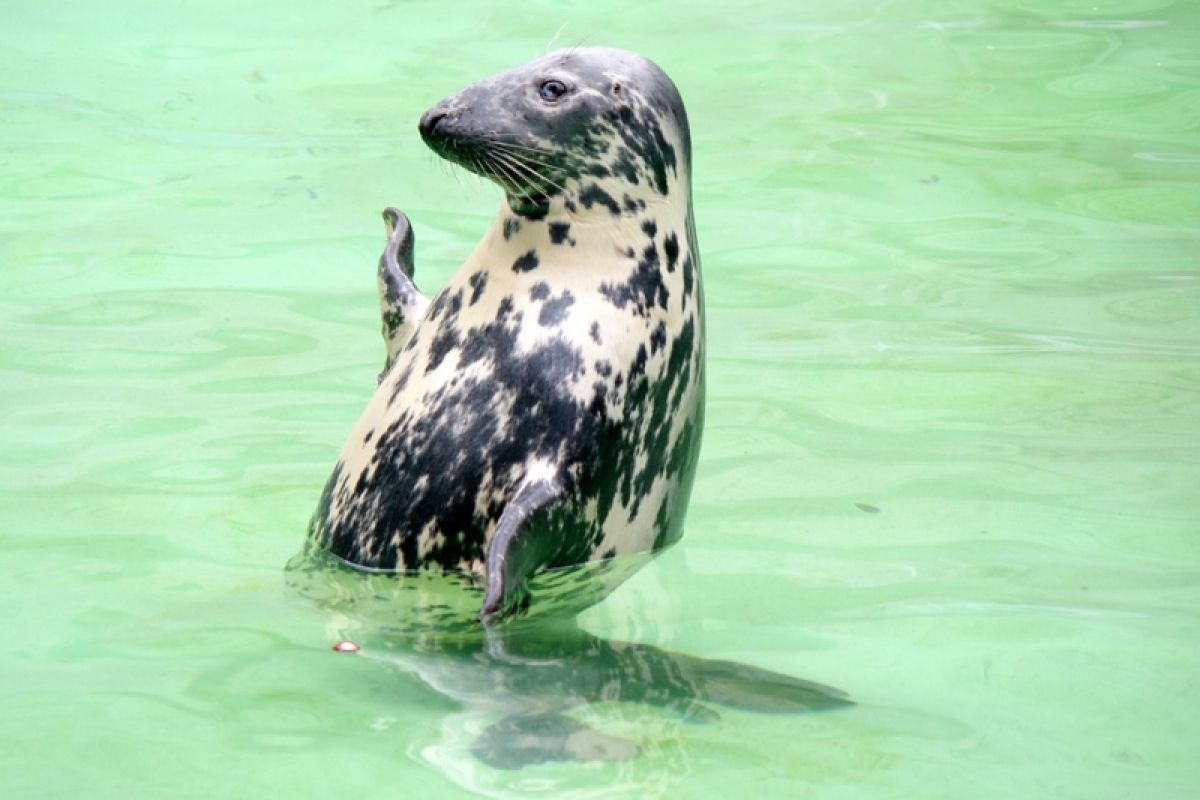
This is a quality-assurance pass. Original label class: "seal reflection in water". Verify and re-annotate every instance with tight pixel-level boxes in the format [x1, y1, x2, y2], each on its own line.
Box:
[299, 48, 705, 622]
[288, 568, 852, 773]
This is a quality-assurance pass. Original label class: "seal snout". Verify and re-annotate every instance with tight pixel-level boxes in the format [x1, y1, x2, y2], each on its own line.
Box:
[419, 102, 477, 160]
[419, 107, 451, 140]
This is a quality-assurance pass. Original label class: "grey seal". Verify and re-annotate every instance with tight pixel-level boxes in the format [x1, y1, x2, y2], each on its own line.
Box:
[301, 47, 704, 622]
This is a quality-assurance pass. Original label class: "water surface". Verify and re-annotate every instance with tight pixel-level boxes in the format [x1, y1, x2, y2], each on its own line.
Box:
[2, 1, 1198, 798]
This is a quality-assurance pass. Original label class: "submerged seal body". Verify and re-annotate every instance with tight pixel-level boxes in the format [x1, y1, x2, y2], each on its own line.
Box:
[304, 48, 704, 621]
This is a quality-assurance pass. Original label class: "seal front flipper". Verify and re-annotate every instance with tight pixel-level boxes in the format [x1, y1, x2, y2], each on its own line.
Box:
[377, 207, 430, 381]
[480, 475, 565, 623]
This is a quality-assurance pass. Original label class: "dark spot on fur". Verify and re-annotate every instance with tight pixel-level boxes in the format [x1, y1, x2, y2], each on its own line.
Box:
[387, 363, 414, 405]
[426, 328, 461, 373]
[530, 282, 551, 301]
[590, 382, 608, 415]
[606, 103, 677, 196]
[549, 222, 572, 245]
[427, 291, 448, 319]
[513, 250, 540, 273]
[579, 184, 620, 216]
[589, 321, 601, 344]
[503, 218, 521, 240]
[631, 344, 648, 379]
[382, 309, 404, 336]
[663, 232, 679, 273]
[599, 237, 669, 315]
[648, 126, 675, 194]
[538, 290, 575, 327]
[649, 322, 667, 355]
[469, 271, 488, 305]
[613, 146, 640, 184]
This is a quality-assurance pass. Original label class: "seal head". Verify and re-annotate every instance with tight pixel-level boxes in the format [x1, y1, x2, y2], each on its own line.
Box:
[418, 47, 690, 217]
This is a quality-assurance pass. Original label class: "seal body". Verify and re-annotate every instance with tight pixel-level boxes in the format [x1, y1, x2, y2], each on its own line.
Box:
[305, 48, 704, 620]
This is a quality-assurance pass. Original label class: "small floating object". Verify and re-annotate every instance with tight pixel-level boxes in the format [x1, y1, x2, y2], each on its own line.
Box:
[332, 639, 361, 653]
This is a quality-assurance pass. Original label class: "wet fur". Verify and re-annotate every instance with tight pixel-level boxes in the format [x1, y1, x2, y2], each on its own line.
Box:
[305, 48, 704, 620]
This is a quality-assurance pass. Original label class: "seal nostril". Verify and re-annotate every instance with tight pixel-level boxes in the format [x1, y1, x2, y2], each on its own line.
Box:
[419, 109, 449, 138]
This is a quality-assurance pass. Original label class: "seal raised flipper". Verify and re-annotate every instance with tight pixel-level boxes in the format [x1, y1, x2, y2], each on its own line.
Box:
[480, 475, 564, 623]
[377, 207, 430, 380]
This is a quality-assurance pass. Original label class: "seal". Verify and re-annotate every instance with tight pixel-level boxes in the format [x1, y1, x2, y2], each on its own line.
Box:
[303, 47, 704, 622]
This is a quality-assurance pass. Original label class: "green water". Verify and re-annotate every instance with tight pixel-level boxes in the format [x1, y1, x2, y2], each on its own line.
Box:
[3, 1, 1198, 797]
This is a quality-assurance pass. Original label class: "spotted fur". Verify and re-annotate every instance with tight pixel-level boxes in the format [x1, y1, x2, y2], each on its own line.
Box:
[305, 48, 705, 621]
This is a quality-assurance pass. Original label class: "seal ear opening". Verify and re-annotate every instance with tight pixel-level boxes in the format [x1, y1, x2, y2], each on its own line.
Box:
[480, 477, 564, 624]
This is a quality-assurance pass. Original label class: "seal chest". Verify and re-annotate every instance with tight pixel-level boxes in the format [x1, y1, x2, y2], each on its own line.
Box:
[303, 47, 704, 621]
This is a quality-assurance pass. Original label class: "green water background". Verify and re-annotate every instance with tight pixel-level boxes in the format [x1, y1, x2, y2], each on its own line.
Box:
[2, 1, 1198, 797]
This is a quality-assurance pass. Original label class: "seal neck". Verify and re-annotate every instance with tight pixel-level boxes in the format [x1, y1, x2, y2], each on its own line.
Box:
[505, 193, 551, 220]
[503, 171, 691, 228]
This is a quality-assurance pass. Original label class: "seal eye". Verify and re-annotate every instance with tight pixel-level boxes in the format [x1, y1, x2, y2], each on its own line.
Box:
[539, 80, 569, 102]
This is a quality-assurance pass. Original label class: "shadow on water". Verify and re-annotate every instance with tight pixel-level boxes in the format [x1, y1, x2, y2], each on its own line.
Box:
[286, 552, 852, 771]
